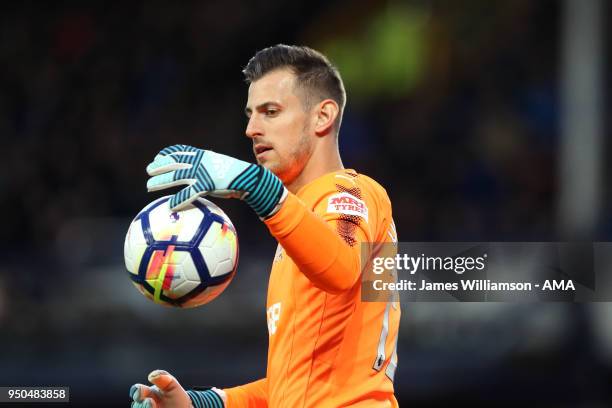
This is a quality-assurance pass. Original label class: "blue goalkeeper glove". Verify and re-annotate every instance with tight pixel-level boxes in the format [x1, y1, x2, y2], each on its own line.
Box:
[130, 369, 226, 408]
[146, 144, 286, 218]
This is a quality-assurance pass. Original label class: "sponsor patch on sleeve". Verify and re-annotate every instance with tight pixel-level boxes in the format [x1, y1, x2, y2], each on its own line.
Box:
[327, 192, 369, 222]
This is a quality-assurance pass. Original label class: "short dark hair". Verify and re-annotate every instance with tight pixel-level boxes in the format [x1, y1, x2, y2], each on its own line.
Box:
[243, 44, 346, 133]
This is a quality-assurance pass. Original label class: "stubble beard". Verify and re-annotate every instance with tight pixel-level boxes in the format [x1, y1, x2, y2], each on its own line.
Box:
[271, 130, 312, 185]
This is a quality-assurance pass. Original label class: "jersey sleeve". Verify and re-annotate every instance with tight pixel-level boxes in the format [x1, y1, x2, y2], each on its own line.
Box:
[263, 177, 378, 294]
[223, 378, 267, 408]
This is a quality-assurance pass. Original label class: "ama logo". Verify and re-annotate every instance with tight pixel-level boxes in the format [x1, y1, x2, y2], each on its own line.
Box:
[327, 192, 369, 221]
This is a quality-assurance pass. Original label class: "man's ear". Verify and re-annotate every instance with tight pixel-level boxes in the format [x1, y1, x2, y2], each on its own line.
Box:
[314, 99, 339, 137]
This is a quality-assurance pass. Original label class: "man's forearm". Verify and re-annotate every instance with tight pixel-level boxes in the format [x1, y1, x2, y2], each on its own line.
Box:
[264, 193, 363, 293]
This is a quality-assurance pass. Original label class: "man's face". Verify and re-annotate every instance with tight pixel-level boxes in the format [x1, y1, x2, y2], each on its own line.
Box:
[245, 68, 313, 184]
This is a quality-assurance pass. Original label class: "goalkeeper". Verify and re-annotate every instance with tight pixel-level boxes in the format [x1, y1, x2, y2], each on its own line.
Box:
[131, 45, 400, 408]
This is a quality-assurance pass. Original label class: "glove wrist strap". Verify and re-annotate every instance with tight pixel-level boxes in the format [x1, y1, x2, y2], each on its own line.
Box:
[187, 389, 224, 408]
[231, 165, 286, 218]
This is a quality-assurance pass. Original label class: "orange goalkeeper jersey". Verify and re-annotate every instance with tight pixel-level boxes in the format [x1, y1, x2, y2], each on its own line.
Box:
[225, 169, 400, 408]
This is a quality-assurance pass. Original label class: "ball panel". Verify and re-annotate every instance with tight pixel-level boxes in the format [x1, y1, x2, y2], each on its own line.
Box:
[164, 251, 190, 295]
[124, 219, 147, 275]
[199, 221, 238, 278]
[170, 279, 200, 299]
[198, 197, 232, 225]
[148, 200, 205, 243]
[146, 198, 208, 242]
[178, 252, 201, 282]
[199, 220, 221, 249]
[142, 248, 196, 300]
[175, 208, 206, 242]
[180, 277, 233, 308]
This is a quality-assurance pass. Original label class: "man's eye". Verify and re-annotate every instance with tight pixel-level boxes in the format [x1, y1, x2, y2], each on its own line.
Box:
[266, 109, 278, 116]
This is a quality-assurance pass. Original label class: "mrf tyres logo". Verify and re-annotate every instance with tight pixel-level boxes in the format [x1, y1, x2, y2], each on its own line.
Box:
[327, 192, 369, 221]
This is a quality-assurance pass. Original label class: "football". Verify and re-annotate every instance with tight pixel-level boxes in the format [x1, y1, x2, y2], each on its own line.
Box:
[124, 196, 238, 307]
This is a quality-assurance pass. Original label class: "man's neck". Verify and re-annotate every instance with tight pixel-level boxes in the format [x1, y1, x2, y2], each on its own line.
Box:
[285, 146, 344, 195]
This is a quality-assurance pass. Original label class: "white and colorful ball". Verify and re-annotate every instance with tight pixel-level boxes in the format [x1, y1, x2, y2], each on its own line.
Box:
[124, 196, 238, 308]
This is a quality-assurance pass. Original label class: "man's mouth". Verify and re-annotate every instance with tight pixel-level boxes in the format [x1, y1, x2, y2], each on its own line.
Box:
[254, 145, 273, 155]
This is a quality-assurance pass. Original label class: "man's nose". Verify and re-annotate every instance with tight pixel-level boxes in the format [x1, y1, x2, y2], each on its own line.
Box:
[245, 115, 263, 139]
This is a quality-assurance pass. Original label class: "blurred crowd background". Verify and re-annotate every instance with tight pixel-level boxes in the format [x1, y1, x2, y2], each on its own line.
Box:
[1, 0, 611, 406]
